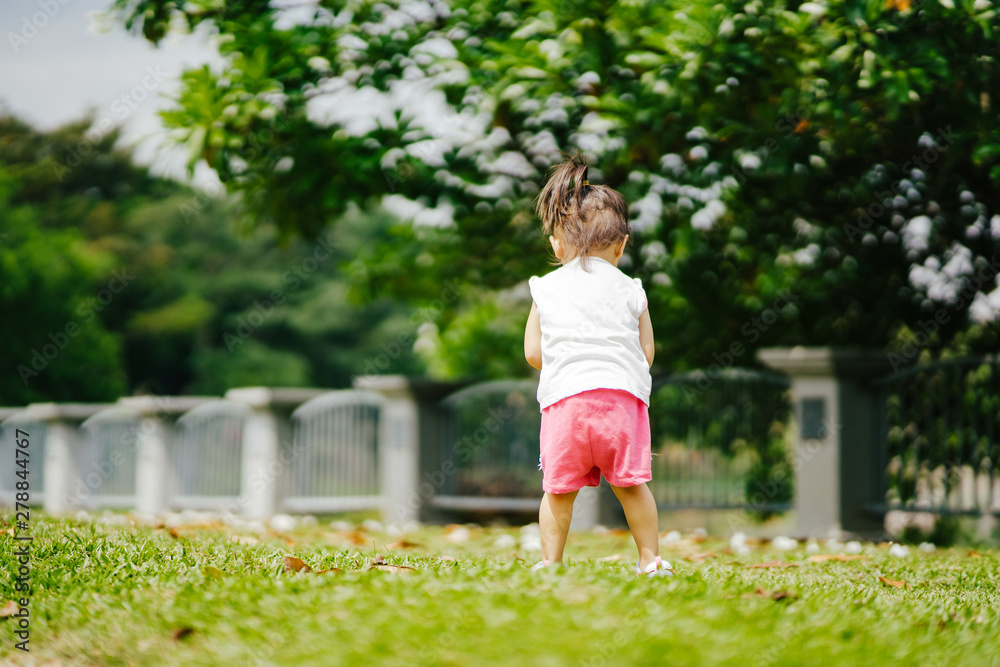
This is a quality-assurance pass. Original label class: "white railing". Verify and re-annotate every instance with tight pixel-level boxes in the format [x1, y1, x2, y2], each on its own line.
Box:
[0, 382, 418, 523]
[283, 390, 385, 513]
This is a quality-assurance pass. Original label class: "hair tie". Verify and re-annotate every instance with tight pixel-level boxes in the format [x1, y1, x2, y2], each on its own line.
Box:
[581, 180, 589, 186]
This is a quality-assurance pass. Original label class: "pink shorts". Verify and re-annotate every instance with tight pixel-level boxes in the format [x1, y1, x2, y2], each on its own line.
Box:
[539, 388, 652, 494]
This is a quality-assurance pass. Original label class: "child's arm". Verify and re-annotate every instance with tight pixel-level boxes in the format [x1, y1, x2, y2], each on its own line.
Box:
[638, 308, 654, 367]
[524, 301, 543, 370]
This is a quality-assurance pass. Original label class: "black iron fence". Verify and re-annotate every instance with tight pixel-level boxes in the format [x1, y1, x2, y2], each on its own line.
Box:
[428, 370, 795, 515]
[873, 356, 1000, 516]
[648, 369, 794, 513]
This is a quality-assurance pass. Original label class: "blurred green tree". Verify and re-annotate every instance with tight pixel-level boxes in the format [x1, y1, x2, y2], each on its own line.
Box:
[0, 113, 423, 403]
[108, 0, 1000, 378]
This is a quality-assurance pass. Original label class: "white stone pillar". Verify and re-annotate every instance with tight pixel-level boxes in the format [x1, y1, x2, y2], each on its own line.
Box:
[43, 421, 77, 514]
[354, 376, 421, 525]
[225, 387, 326, 519]
[758, 347, 890, 538]
[119, 396, 216, 515]
[19, 403, 111, 515]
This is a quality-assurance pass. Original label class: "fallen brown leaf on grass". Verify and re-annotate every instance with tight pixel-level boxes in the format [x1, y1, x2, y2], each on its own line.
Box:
[172, 627, 194, 641]
[807, 554, 869, 562]
[0, 601, 18, 617]
[685, 552, 718, 563]
[230, 535, 259, 545]
[369, 554, 417, 574]
[879, 576, 911, 590]
[344, 532, 370, 546]
[389, 539, 422, 549]
[284, 556, 312, 574]
[1, 528, 13, 537]
[967, 550, 982, 558]
[168, 527, 181, 539]
[742, 587, 797, 602]
[747, 560, 799, 568]
[313, 568, 344, 575]
[370, 563, 417, 574]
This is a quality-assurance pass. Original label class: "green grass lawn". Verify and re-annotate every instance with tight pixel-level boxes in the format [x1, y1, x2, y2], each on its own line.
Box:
[1, 515, 998, 666]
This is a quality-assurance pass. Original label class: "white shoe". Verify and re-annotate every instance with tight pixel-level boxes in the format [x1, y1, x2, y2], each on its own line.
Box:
[636, 556, 674, 577]
[531, 560, 564, 572]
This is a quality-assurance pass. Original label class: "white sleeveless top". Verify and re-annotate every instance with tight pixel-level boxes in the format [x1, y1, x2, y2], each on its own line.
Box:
[528, 257, 652, 410]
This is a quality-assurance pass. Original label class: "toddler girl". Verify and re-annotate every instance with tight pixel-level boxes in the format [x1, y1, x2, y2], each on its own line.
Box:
[524, 154, 672, 576]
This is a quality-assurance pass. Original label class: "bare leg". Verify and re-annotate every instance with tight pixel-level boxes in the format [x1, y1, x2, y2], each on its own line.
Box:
[612, 483, 659, 570]
[538, 490, 579, 564]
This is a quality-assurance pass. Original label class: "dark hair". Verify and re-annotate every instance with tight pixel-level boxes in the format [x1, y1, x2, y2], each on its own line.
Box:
[534, 153, 630, 268]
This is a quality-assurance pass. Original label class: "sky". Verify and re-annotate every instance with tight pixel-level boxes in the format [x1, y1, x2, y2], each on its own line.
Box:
[0, 0, 225, 188]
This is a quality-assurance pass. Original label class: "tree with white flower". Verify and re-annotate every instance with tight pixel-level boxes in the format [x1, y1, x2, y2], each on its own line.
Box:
[110, 0, 1000, 376]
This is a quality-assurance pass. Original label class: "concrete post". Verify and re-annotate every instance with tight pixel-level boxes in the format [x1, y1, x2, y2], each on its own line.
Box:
[758, 347, 890, 538]
[354, 376, 421, 525]
[225, 387, 327, 519]
[118, 396, 218, 515]
[16, 403, 111, 514]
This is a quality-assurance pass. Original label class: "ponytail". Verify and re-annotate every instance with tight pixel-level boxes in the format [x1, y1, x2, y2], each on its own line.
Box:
[536, 152, 591, 235]
[534, 153, 630, 268]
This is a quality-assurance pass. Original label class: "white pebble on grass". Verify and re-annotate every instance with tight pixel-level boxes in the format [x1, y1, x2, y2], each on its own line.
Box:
[889, 544, 911, 558]
[806, 540, 820, 554]
[361, 519, 384, 533]
[772, 536, 798, 551]
[446, 527, 471, 543]
[493, 534, 517, 549]
[520, 536, 543, 551]
[919, 542, 937, 553]
[845, 541, 863, 554]
[661, 530, 683, 546]
[729, 532, 747, 550]
[329, 520, 354, 532]
[270, 514, 296, 532]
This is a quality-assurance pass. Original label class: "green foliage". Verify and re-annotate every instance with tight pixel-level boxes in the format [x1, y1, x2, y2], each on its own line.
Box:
[108, 0, 1000, 380]
[0, 113, 423, 403]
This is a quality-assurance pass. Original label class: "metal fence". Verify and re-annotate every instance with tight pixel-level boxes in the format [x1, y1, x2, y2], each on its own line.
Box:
[171, 401, 248, 509]
[873, 356, 1000, 516]
[648, 369, 794, 512]
[283, 391, 383, 513]
[77, 407, 142, 508]
[427, 373, 795, 514]
[431, 379, 542, 511]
